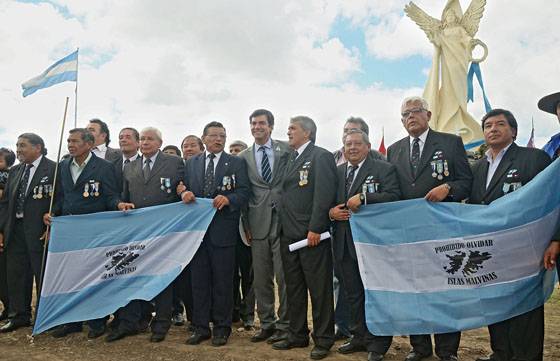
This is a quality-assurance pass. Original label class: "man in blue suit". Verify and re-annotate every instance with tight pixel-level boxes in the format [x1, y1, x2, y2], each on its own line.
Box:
[181, 121, 250, 347]
[45, 128, 122, 339]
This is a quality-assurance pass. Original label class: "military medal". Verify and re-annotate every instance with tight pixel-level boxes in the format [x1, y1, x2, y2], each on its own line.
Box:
[94, 182, 100, 197]
[32, 186, 38, 199]
[443, 160, 450, 177]
[430, 161, 437, 178]
[502, 182, 510, 194]
[299, 170, 308, 186]
[362, 183, 367, 194]
[160, 178, 166, 191]
[83, 183, 90, 198]
[37, 185, 43, 199]
[436, 160, 444, 180]
[231, 174, 236, 188]
[165, 178, 171, 193]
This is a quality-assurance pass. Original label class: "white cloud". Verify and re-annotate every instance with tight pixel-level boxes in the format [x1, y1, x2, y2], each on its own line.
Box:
[0, 0, 558, 158]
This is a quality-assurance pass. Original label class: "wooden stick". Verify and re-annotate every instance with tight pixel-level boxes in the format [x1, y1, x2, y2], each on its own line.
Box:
[38, 96, 70, 296]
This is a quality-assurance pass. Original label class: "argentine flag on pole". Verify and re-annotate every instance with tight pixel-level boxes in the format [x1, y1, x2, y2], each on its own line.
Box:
[21, 50, 78, 97]
[350, 160, 560, 336]
[33, 199, 216, 335]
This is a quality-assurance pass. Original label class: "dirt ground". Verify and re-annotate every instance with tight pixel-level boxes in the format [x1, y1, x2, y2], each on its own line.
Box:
[1, 290, 559, 361]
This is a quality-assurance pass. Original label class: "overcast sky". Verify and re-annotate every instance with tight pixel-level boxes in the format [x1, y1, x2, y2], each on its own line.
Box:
[1, 0, 559, 156]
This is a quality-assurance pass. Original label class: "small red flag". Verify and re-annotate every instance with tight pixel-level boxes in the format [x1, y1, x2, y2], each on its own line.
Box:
[378, 134, 386, 155]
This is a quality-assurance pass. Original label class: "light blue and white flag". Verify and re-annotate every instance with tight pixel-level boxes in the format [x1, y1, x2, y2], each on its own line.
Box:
[33, 200, 216, 335]
[22, 50, 78, 97]
[350, 160, 560, 336]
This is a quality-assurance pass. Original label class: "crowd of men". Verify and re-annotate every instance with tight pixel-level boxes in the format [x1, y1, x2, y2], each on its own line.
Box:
[0, 92, 559, 361]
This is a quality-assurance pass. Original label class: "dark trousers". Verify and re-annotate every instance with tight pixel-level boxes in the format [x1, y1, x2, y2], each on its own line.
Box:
[172, 265, 193, 321]
[487, 306, 544, 361]
[410, 332, 461, 358]
[115, 300, 142, 333]
[280, 235, 334, 349]
[191, 240, 236, 337]
[0, 250, 10, 315]
[333, 262, 351, 337]
[338, 241, 392, 354]
[233, 237, 254, 326]
[151, 284, 173, 334]
[7, 219, 42, 322]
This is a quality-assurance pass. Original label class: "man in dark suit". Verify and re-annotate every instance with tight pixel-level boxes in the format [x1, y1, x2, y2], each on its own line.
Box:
[273, 116, 337, 360]
[0, 134, 57, 332]
[87, 118, 122, 163]
[181, 121, 250, 347]
[387, 96, 472, 361]
[333, 117, 385, 164]
[106, 127, 184, 343]
[331, 116, 385, 342]
[113, 127, 140, 187]
[329, 129, 401, 361]
[228, 140, 255, 330]
[46, 128, 122, 339]
[239, 109, 291, 344]
[469, 109, 559, 361]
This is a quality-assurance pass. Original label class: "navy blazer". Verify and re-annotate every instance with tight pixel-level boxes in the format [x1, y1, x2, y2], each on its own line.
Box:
[56, 152, 120, 215]
[184, 152, 250, 247]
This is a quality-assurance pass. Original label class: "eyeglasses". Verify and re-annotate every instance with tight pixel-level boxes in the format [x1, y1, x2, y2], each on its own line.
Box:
[206, 134, 226, 139]
[401, 108, 425, 120]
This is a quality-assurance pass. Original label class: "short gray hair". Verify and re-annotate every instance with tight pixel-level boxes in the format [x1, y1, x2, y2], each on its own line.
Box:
[290, 116, 317, 143]
[343, 129, 370, 145]
[401, 96, 430, 111]
[140, 127, 163, 142]
[229, 140, 248, 149]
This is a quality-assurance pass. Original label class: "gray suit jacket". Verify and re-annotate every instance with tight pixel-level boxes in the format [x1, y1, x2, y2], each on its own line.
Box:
[121, 151, 184, 208]
[105, 146, 122, 163]
[239, 139, 290, 240]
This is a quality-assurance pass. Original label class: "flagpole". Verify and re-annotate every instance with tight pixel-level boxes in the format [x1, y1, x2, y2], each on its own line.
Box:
[39, 97, 70, 296]
[74, 48, 79, 128]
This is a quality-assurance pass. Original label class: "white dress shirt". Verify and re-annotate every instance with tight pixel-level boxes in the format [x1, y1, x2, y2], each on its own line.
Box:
[485, 142, 513, 189]
[92, 143, 107, 160]
[143, 151, 159, 170]
[295, 141, 311, 159]
[205, 151, 223, 172]
[409, 128, 430, 159]
[24, 155, 43, 194]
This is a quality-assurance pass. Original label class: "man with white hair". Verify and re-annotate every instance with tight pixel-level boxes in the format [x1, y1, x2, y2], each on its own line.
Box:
[107, 127, 184, 343]
[387, 96, 472, 361]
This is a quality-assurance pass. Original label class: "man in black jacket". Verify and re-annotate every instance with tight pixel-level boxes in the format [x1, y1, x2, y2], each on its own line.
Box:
[387, 96, 472, 361]
[329, 129, 400, 361]
[470, 109, 559, 361]
[181, 121, 250, 347]
[273, 116, 337, 360]
[0, 134, 58, 332]
[46, 128, 122, 339]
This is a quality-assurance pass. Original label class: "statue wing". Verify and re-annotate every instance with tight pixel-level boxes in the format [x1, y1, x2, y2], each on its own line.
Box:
[404, 2, 441, 37]
[462, 0, 486, 36]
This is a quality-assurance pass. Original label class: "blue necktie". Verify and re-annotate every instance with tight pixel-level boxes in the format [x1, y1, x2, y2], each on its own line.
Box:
[259, 146, 272, 183]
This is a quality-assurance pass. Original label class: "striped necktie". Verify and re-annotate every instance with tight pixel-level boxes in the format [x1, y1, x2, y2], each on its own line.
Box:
[259, 146, 272, 183]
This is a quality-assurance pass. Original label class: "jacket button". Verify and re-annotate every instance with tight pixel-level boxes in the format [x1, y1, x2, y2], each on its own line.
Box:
[411, 183, 415, 187]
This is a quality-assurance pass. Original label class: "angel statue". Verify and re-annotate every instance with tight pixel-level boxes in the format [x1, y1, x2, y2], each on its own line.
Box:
[405, 0, 487, 145]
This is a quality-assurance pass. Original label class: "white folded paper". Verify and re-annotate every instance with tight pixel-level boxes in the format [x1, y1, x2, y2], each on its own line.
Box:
[288, 231, 331, 252]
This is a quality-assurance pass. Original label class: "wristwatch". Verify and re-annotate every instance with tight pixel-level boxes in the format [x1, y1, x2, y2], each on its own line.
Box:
[443, 183, 452, 192]
[359, 193, 366, 205]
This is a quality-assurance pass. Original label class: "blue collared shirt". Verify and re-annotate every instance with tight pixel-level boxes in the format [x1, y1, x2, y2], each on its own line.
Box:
[254, 138, 274, 178]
